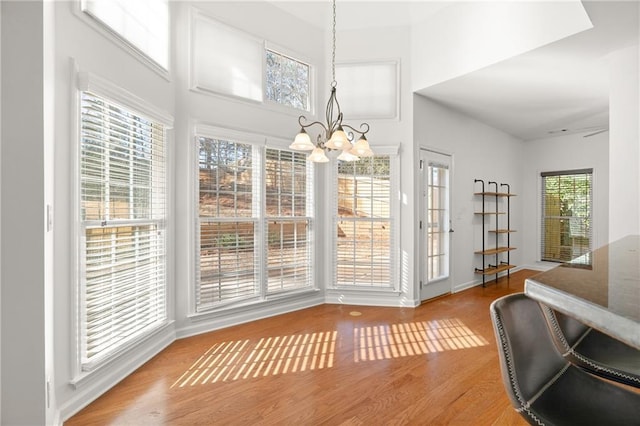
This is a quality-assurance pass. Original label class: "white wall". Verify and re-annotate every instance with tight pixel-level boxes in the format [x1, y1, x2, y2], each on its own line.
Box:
[608, 44, 640, 242]
[520, 132, 609, 269]
[413, 95, 524, 292]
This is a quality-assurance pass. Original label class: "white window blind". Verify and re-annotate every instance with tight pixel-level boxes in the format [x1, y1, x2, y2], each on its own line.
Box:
[265, 149, 312, 293]
[335, 62, 398, 119]
[197, 138, 259, 310]
[191, 12, 263, 102]
[81, 0, 169, 70]
[541, 169, 593, 263]
[80, 91, 167, 370]
[335, 156, 395, 288]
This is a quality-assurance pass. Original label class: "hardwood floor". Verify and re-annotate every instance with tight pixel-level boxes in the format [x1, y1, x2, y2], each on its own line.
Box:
[66, 270, 540, 425]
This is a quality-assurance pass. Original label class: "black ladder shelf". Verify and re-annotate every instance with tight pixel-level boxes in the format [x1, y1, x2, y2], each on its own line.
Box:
[474, 179, 517, 286]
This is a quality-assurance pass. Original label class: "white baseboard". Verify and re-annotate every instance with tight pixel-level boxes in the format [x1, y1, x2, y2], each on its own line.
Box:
[58, 327, 175, 424]
[324, 290, 419, 307]
[177, 293, 325, 339]
[520, 263, 554, 272]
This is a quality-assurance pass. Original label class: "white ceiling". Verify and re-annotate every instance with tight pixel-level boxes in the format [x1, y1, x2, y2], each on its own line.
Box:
[269, 1, 639, 141]
[269, 1, 451, 31]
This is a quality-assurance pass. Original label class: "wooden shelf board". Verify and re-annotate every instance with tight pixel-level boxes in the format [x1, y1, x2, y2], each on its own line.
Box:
[475, 247, 517, 255]
[475, 264, 516, 275]
[489, 229, 517, 233]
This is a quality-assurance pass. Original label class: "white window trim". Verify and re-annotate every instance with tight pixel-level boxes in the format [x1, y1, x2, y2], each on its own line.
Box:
[331, 145, 401, 292]
[71, 67, 174, 384]
[74, 0, 171, 80]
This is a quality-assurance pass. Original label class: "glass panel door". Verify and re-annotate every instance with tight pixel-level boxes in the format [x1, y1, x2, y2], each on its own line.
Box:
[420, 149, 452, 301]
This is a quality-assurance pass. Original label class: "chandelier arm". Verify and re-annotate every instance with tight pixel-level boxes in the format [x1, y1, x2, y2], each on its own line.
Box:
[298, 115, 328, 131]
[341, 122, 370, 137]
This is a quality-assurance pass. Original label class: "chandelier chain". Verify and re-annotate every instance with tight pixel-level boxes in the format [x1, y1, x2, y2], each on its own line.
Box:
[289, 0, 373, 162]
[332, 0, 336, 85]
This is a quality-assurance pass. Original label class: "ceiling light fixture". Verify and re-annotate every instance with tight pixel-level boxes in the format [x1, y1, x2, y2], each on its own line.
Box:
[289, 0, 373, 163]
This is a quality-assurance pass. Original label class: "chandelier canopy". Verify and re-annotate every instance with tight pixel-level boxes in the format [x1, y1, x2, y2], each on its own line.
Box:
[289, 0, 374, 163]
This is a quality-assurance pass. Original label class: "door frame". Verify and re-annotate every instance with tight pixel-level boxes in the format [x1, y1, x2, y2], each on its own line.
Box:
[418, 147, 454, 301]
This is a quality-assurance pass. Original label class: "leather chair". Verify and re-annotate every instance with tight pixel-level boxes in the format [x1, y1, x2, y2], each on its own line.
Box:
[490, 293, 640, 425]
[540, 305, 640, 388]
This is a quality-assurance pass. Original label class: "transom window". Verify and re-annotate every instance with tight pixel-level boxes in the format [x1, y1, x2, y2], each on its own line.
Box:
[541, 169, 593, 263]
[265, 49, 310, 111]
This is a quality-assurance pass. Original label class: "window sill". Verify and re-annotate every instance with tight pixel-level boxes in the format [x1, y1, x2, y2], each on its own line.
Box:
[70, 320, 174, 390]
[188, 288, 321, 323]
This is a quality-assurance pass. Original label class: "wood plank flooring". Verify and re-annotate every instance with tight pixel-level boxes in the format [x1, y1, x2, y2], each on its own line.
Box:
[66, 270, 540, 425]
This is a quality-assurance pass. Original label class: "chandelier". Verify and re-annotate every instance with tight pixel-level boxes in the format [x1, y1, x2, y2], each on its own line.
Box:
[289, 0, 373, 163]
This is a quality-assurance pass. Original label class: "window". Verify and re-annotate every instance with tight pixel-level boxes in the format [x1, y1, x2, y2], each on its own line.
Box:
[196, 133, 313, 312]
[79, 89, 168, 370]
[541, 169, 592, 263]
[81, 0, 169, 70]
[426, 161, 450, 282]
[265, 149, 312, 293]
[197, 138, 258, 310]
[265, 49, 310, 111]
[335, 155, 396, 288]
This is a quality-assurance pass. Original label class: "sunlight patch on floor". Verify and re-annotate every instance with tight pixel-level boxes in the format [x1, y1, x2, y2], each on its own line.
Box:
[354, 318, 488, 362]
[171, 331, 337, 387]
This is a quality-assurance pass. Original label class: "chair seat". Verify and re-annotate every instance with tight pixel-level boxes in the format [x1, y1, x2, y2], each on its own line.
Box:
[531, 364, 640, 425]
[490, 293, 640, 425]
[542, 306, 640, 388]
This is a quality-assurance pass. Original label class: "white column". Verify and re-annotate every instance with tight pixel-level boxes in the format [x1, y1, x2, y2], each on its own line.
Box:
[1, 1, 47, 424]
[608, 45, 640, 242]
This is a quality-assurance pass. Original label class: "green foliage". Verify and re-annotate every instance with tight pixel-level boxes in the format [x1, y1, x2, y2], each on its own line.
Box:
[216, 233, 242, 248]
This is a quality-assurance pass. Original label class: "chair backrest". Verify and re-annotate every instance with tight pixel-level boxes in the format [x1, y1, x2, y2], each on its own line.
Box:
[540, 305, 590, 351]
[490, 293, 568, 408]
